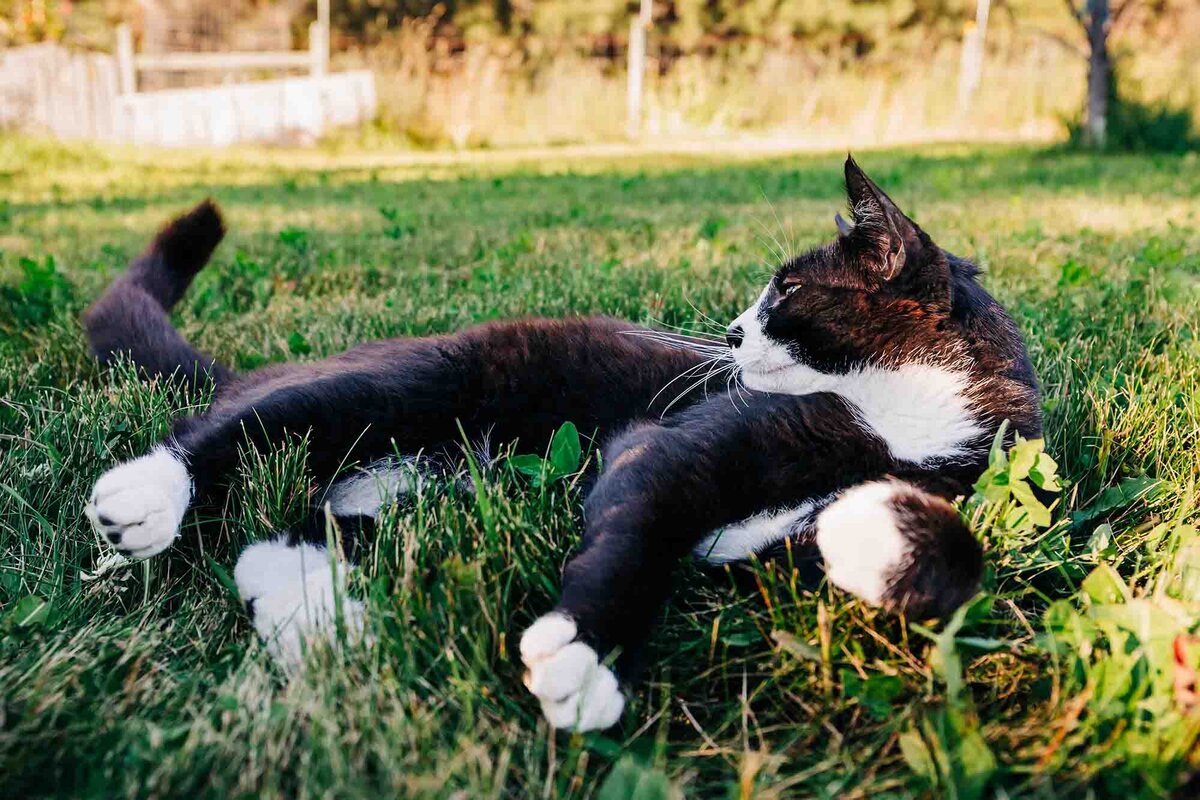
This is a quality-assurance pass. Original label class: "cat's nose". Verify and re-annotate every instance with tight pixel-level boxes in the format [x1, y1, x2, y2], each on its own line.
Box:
[726, 324, 744, 349]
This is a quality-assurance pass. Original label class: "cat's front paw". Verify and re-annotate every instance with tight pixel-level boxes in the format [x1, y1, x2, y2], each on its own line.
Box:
[520, 613, 624, 732]
[85, 447, 192, 559]
[814, 481, 912, 607]
[816, 481, 982, 618]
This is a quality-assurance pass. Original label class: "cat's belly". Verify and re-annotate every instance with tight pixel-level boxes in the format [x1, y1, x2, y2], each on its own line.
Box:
[693, 502, 818, 564]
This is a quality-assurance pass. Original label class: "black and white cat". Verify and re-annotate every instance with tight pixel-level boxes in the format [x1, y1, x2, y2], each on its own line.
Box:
[82, 158, 1040, 732]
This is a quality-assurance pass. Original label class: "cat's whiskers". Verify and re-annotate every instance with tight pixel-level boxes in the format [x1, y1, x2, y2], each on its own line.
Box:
[646, 353, 731, 412]
[752, 222, 789, 268]
[638, 318, 726, 342]
[620, 329, 727, 356]
[683, 299, 733, 338]
[659, 355, 738, 417]
[732, 369, 752, 409]
[720, 363, 746, 415]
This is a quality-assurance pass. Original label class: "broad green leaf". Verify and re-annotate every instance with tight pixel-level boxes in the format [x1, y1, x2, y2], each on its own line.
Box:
[1086, 523, 1115, 556]
[1029, 451, 1061, 491]
[3, 595, 50, 629]
[549, 421, 582, 476]
[1007, 435, 1041, 481]
[507, 454, 546, 478]
[1081, 564, 1130, 605]
[898, 727, 938, 785]
[977, 474, 1011, 505]
[1072, 476, 1162, 526]
[596, 757, 674, 800]
[1009, 481, 1052, 527]
[953, 713, 998, 800]
[841, 669, 904, 720]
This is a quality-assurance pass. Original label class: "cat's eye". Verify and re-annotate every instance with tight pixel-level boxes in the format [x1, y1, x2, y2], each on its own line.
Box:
[784, 283, 801, 297]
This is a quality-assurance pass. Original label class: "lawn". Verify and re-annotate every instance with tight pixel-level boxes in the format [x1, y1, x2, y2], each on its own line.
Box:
[1, 138, 1198, 799]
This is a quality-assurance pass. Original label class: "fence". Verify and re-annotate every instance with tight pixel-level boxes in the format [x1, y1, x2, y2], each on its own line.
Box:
[0, 43, 122, 140]
[0, 20, 375, 147]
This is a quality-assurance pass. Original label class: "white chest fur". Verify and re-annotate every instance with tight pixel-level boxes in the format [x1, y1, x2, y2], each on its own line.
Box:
[742, 362, 984, 464]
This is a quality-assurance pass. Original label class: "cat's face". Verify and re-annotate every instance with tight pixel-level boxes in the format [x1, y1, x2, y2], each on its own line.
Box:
[729, 157, 955, 393]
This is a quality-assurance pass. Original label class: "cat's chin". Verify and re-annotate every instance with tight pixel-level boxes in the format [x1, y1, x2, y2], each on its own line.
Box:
[739, 362, 824, 395]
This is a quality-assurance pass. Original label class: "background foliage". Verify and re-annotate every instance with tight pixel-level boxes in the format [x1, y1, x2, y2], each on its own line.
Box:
[4, 1, 1198, 149]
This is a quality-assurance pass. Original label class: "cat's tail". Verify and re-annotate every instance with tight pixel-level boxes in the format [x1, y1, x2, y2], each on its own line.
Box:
[84, 200, 234, 389]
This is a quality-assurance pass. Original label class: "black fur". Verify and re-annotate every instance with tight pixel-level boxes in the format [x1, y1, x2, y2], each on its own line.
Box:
[84, 159, 1042, 673]
[84, 200, 231, 388]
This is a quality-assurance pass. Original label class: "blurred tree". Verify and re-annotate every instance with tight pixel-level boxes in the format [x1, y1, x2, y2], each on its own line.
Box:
[1052, 0, 1191, 150]
[1062, 0, 1129, 148]
[1, 0, 66, 44]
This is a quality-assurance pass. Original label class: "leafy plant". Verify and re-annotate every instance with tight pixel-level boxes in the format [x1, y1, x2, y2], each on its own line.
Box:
[968, 420, 1062, 534]
[507, 421, 582, 488]
[278, 226, 311, 253]
[596, 757, 676, 800]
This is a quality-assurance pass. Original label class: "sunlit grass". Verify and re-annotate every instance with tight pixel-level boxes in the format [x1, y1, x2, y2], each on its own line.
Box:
[1, 139, 1198, 798]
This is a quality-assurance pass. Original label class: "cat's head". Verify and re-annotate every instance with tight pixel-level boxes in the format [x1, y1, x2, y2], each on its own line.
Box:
[728, 156, 961, 392]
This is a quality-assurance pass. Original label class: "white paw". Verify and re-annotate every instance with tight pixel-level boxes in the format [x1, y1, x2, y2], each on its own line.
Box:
[85, 447, 192, 559]
[234, 538, 366, 669]
[815, 481, 911, 606]
[520, 613, 624, 732]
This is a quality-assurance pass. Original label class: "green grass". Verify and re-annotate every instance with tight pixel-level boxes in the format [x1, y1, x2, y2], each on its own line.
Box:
[1, 138, 1198, 799]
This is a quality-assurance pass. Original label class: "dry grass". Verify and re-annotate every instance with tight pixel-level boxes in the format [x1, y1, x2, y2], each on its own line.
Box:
[335, 21, 1199, 150]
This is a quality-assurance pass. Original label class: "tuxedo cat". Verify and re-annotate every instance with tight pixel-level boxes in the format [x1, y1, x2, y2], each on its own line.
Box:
[82, 158, 1040, 732]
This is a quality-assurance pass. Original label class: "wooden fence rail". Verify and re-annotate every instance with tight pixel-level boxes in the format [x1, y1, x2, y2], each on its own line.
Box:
[0, 26, 373, 147]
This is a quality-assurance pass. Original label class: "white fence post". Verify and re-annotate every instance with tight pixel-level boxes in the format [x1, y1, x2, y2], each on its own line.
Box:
[116, 23, 136, 95]
[309, 21, 329, 77]
[626, 0, 652, 139]
[957, 0, 991, 117]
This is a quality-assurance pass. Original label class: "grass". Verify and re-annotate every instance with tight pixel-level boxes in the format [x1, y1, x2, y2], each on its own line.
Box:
[1, 138, 1198, 799]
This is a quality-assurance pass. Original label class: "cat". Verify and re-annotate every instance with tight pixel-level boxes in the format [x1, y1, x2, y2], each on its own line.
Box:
[82, 157, 1040, 732]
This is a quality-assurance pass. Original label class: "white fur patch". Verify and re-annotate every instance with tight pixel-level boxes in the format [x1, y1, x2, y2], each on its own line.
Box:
[814, 481, 910, 606]
[520, 613, 624, 732]
[326, 459, 421, 517]
[85, 446, 192, 559]
[695, 502, 815, 564]
[730, 292, 983, 464]
[234, 538, 366, 669]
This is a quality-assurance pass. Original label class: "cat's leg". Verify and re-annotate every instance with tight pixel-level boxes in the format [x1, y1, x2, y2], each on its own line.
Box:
[813, 478, 983, 618]
[85, 340, 470, 560]
[520, 393, 898, 731]
[232, 458, 433, 667]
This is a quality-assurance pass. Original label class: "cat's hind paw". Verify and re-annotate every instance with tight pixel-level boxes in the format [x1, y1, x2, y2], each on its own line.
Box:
[520, 613, 624, 732]
[234, 538, 367, 669]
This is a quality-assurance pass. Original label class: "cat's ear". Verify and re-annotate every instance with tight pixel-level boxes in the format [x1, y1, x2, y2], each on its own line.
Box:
[840, 155, 924, 281]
